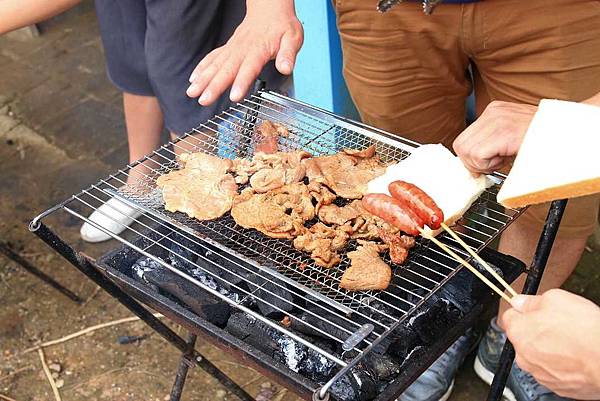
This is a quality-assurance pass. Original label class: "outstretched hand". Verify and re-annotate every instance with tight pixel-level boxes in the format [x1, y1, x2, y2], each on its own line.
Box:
[187, 0, 303, 106]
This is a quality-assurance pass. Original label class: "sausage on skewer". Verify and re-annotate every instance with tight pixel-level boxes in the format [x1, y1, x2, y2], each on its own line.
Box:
[362, 193, 424, 236]
[388, 180, 444, 229]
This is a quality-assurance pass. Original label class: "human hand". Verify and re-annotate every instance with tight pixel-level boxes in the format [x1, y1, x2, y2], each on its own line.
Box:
[501, 289, 600, 399]
[453, 101, 537, 175]
[187, 0, 303, 106]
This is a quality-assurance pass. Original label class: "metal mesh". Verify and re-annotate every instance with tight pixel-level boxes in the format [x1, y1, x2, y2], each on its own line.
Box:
[36, 91, 524, 370]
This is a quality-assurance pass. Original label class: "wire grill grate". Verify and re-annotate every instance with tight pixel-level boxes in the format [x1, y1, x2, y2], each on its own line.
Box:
[33, 91, 524, 382]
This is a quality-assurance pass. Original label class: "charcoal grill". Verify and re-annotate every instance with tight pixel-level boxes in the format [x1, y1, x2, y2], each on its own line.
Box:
[30, 91, 542, 401]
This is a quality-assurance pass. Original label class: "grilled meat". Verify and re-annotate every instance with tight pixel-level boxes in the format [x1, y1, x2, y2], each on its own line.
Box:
[303, 145, 385, 199]
[317, 202, 362, 226]
[293, 223, 349, 268]
[157, 153, 238, 220]
[248, 151, 311, 193]
[255, 120, 289, 154]
[340, 243, 392, 291]
[232, 150, 311, 192]
[378, 230, 416, 265]
[231, 183, 315, 239]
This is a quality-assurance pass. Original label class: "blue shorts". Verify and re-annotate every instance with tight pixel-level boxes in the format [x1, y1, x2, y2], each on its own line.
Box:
[95, 0, 284, 135]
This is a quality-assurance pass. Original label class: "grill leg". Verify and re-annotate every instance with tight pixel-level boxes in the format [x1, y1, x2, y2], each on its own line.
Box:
[169, 333, 197, 401]
[486, 199, 568, 401]
[0, 240, 83, 304]
[31, 222, 255, 401]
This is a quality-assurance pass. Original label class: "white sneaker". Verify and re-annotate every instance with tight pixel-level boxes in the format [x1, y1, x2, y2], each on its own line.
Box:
[80, 197, 143, 243]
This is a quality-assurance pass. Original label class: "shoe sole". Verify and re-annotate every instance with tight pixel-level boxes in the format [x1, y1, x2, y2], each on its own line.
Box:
[473, 356, 516, 401]
[439, 379, 454, 401]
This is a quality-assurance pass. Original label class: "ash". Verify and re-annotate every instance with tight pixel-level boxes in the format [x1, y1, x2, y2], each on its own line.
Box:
[275, 335, 305, 372]
[190, 267, 244, 304]
[131, 256, 163, 283]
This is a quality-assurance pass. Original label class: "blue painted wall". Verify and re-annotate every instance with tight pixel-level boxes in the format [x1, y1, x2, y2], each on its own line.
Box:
[293, 1, 359, 120]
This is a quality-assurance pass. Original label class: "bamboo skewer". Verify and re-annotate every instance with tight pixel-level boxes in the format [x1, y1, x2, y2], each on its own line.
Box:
[418, 227, 514, 305]
[440, 222, 518, 298]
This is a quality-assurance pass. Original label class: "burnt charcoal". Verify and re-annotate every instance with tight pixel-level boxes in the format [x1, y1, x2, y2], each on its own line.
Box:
[297, 350, 337, 383]
[329, 372, 373, 401]
[412, 299, 462, 345]
[168, 236, 200, 271]
[196, 250, 252, 291]
[362, 353, 401, 382]
[384, 325, 420, 362]
[131, 256, 163, 290]
[273, 335, 308, 372]
[289, 306, 350, 342]
[408, 299, 461, 345]
[247, 277, 295, 319]
[144, 267, 231, 327]
[358, 301, 398, 329]
[401, 345, 428, 368]
[226, 313, 340, 385]
[226, 312, 280, 349]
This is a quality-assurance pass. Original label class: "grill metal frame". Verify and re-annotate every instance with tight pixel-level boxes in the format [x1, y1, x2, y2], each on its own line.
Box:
[30, 91, 525, 399]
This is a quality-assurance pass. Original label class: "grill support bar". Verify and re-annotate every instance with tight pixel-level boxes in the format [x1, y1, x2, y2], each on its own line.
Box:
[0, 241, 82, 304]
[169, 333, 198, 401]
[30, 222, 255, 401]
[486, 199, 568, 401]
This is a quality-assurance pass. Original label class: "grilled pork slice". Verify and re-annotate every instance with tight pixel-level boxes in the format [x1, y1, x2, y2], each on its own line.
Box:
[254, 120, 289, 154]
[231, 183, 315, 239]
[156, 152, 238, 220]
[248, 151, 311, 193]
[340, 243, 392, 291]
[303, 145, 386, 199]
[378, 230, 415, 265]
[293, 223, 349, 268]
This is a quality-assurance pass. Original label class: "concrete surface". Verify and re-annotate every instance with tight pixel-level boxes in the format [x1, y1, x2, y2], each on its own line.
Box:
[1, 2, 599, 401]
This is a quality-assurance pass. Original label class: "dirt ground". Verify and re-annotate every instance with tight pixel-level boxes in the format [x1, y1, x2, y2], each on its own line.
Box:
[1, 3, 599, 401]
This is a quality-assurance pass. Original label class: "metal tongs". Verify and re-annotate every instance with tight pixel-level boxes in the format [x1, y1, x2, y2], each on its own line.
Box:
[377, 0, 444, 15]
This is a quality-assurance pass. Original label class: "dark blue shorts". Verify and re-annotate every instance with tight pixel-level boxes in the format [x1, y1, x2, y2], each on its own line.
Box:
[95, 0, 284, 135]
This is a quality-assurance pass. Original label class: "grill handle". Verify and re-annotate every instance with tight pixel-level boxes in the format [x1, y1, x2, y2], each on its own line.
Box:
[486, 199, 568, 401]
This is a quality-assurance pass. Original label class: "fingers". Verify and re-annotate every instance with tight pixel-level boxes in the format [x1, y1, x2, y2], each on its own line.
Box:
[198, 54, 244, 106]
[186, 61, 221, 99]
[230, 52, 270, 102]
[275, 26, 303, 75]
[510, 294, 542, 313]
[189, 47, 222, 83]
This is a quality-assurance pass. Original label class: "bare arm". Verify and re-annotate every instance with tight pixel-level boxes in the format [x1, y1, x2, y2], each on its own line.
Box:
[0, 0, 81, 36]
[186, 0, 303, 105]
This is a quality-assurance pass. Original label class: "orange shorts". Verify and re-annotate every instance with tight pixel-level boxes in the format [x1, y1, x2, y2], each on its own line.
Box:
[335, 0, 600, 237]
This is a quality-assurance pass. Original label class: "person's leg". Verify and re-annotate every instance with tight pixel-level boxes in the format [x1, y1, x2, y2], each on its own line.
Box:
[81, 0, 160, 243]
[470, 0, 600, 397]
[335, 3, 477, 401]
[122, 92, 164, 183]
[335, 0, 471, 149]
[496, 226, 586, 323]
[471, 0, 600, 308]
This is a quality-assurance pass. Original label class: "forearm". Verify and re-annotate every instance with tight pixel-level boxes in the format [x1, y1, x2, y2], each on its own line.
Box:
[0, 0, 81, 35]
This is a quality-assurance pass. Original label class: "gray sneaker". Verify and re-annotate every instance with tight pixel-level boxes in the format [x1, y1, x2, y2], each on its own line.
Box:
[474, 318, 572, 401]
[398, 331, 478, 401]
